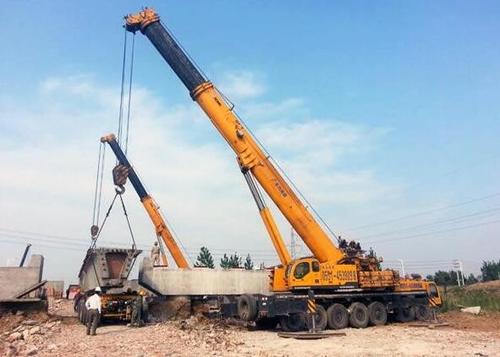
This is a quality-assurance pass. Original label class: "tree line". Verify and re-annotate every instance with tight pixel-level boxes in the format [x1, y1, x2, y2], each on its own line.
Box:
[426, 260, 500, 286]
[194, 246, 259, 270]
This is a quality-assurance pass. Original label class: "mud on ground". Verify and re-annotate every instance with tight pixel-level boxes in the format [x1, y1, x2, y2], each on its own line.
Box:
[0, 299, 498, 356]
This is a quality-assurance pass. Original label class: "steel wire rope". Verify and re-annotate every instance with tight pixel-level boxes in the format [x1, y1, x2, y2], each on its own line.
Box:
[124, 32, 136, 155]
[118, 193, 137, 250]
[91, 143, 103, 226]
[117, 27, 128, 145]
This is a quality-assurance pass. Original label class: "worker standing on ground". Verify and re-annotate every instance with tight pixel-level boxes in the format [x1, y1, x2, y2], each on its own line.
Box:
[150, 241, 161, 266]
[85, 287, 102, 336]
[130, 290, 145, 327]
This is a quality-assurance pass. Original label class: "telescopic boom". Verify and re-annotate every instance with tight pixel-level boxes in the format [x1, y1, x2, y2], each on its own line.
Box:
[125, 8, 344, 264]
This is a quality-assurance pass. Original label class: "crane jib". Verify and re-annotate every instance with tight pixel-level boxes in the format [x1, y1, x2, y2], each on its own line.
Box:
[105, 137, 148, 200]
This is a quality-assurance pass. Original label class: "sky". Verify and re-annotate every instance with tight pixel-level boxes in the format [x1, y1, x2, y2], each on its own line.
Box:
[1, 1, 499, 284]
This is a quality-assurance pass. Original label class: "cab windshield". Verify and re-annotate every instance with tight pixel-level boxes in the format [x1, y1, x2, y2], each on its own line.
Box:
[294, 262, 310, 279]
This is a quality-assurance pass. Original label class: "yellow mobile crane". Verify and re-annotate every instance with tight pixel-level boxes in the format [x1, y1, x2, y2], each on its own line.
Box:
[125, 9, 441, 331]
[101, 133, 189, 268]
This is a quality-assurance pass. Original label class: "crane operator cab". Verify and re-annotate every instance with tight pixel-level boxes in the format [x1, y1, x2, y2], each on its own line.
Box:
[271, 257, 359, 292]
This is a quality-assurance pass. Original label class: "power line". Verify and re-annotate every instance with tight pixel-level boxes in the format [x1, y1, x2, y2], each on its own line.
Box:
[357, 206, 500, 240]
[347, 192, 500, 232]
[366, 218, 500, 244]
[0, 231, 279, 258]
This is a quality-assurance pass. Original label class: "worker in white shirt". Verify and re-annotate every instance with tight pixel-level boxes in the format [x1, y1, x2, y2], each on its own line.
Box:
[85, 286, 102, 336]
[150, 241, 161, 266]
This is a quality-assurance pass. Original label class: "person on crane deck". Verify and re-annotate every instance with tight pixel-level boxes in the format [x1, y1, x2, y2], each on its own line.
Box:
[85, 287, 102, 336]
[150, 241, 161, 266]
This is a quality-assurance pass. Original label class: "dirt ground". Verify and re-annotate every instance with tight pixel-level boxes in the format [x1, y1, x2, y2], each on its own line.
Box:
[1, 300, 499, 357]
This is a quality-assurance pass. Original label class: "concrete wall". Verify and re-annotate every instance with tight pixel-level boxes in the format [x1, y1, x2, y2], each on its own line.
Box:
[46, 281, 64, 298]
[0, 255, 44, 300]
[139, 258, 272, 296]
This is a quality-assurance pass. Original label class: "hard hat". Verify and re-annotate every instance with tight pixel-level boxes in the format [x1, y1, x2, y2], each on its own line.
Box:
[95, 286, 102, 292]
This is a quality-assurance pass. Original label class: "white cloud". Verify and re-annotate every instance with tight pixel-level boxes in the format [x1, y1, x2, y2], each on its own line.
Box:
[0, 73, 395, 282]
[218, 70, 266, 100]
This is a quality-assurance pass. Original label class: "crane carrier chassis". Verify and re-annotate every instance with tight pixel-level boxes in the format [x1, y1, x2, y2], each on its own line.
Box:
[139, 259, 440, 331]
[214, 288, 435, 331]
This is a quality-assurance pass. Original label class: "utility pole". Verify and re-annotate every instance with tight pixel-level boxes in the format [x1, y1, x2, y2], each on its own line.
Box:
[452, 259, 465, 286]
[459, 260, 465, 286]
[397, 259, 405, 277]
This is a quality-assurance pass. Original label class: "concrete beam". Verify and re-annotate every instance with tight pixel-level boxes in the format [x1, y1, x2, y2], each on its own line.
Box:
[139, 258, 272, 296]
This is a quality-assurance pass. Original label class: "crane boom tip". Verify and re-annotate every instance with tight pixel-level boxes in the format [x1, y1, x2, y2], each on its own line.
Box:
[125, 8, 160, 33]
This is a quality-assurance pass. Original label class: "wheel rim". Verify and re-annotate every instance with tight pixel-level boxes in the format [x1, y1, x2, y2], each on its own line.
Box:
[335, 310, 343, 324]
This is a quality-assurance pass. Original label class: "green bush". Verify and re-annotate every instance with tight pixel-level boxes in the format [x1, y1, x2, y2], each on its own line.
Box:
[441, 287, 500, 312]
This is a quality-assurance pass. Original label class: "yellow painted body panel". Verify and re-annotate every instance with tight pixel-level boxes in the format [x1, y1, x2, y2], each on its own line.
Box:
[270, 266, 288, 292]
[259, 208, 291, 266]
[286, 257, 358, 289]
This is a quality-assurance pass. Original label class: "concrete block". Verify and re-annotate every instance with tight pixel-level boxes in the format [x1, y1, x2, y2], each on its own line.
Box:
[0, 255, 44, 300]
[139, 258, 272, 296]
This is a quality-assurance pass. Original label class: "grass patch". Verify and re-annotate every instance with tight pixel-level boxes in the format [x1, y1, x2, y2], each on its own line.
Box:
[441, 286, 500, 312]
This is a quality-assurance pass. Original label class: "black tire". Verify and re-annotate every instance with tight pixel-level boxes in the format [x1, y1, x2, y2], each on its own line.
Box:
[237, 294, 258, 321]
[396, 306, 416, 323]
[348, 302, 369, 328]
[367, 302, 387, 326]
[327, 303, 349, 330]
[415, 305, 431, 321]
[82, 304, 88, 325]
[255, 317, 278, 330]
[306, 305, 327, 331]
[142, 300, 149, 323]
[280, 313, 305, 332]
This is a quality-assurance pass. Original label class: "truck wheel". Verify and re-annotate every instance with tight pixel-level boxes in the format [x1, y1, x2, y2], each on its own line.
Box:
[396, 306, 416, 322]
[348, 302, 369, 328]
[255, 317, 278, 330]
[142, 301, 150, 323]
[306, 305, 327, 331]
[327, 304, 349, 330]
[78, 300, 85, 324]
[82, 304, 88, 325]
[280, 313, 305, 332]
[237, 294, 257, 321]
[368, 302, 387, 326]
[415, 305, 431, 321]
